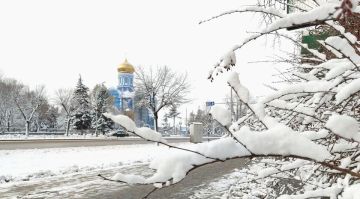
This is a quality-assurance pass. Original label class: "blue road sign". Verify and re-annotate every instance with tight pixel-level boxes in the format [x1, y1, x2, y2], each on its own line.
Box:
[206, 101, 215, 107]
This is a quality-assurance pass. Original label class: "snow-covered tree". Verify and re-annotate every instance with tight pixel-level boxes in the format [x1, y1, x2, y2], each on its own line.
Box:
[188, 108, 222, 136]
[0, 78, 20, 132]
[101, 0, 360, 198]
[91, 83, 113, 136]
[135, 65, 190, 131]
[71, 76, 91, 133]
[13, 85, 46, 136]
[167, 105, 180, 135]
[55, 88, 75, 136]
[33, 100, 59, 131]
[161, 113, 171, 134]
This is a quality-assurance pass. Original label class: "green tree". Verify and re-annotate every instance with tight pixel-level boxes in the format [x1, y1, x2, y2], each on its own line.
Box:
[91, 83, 114, 135]
[71, 76, 91, 133]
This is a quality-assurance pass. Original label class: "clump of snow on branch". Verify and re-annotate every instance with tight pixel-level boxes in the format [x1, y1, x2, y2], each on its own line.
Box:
[112, 173, 146, 184]
[110, 138, 250, 185]
[234, 125, 331, 161]
[324, 60, 353, 80]
[301, 129, 329, 140]
[326, 114, 360, 142]
[227, 72, 249, 103]
[326, 20, 358, 43]
[103, 113, 136, 132]
[221, 50, 236, 68]
[325, 36, 360, 64]
[208, 2, 346, 80]
[136, 127, 163, 142]
[278, 186, 343, 199]
[340, 184, 360, 199]
[335, 78, 360, 104]
[267, 99, 315, 116]
[262, 80, 333, 103]
[209, 105, 231, 126]
[104, 113, 165, 142]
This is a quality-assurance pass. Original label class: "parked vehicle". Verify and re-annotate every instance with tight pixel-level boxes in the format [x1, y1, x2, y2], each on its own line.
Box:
[109, 130, 129, 137]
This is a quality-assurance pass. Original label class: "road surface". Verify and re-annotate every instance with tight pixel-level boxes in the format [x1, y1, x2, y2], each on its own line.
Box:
[0, 158, 249, 199]
[0, 137, 217, 150]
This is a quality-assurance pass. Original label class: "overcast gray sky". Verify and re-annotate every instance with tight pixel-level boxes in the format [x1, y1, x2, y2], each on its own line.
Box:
[0, 0, 292, 119]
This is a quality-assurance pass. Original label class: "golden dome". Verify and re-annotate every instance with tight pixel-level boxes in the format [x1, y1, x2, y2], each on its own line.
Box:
[117, 59, 135, 73]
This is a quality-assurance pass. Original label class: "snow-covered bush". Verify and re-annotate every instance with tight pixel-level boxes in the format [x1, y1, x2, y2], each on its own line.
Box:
[102, 0, 360, 198]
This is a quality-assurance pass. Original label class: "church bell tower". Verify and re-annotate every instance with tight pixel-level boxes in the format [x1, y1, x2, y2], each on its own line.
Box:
[115, 59, 135, 120]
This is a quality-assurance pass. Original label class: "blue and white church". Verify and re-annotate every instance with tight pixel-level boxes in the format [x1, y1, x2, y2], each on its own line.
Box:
[109, 59, 154, 129]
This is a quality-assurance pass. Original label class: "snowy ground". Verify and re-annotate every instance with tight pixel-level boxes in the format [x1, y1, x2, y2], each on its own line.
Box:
[0, 143, 189, 183]
[0, 142, 300, 198]
[0, 133, 216, 140]
[0, 133, 115, 140]
[0, 142, 253, 199]
[0, 163, 152, 199]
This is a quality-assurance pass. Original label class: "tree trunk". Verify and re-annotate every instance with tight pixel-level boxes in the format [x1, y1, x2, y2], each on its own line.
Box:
[173, 116, 176, 135]
[36, 120, 40, 132]
[65, 118, 71, 136]
[25, 120, 30, 137]
[6, 113, 11, 132]
[154, 112, 158, 132]
[7, 120, 10, 132]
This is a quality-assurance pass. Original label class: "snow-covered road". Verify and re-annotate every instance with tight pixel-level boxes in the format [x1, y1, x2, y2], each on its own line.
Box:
[0, 137, 202, 150]
[0, 164, 150, 199]
[0, 143, 170, 198]
[0, 143, 179, 183]
[0, 159, 251, 199]
[0, 142, 254, 199]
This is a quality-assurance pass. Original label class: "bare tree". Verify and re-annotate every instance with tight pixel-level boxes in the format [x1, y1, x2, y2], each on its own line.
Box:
[167, 105, 180, 135]
[13, 85, 46, 136]
[135, 66, 190, 131]
[0, 78, 19, 132]
[55, 88, 74, 136]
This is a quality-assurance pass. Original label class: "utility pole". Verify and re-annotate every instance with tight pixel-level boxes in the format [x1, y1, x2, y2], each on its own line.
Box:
[230, 87, 233, 122]
[152, 93, 157, 132]
[185, 108, 188, 135]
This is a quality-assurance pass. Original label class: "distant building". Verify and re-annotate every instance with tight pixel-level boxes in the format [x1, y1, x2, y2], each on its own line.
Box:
[109, 59, 154, 129]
